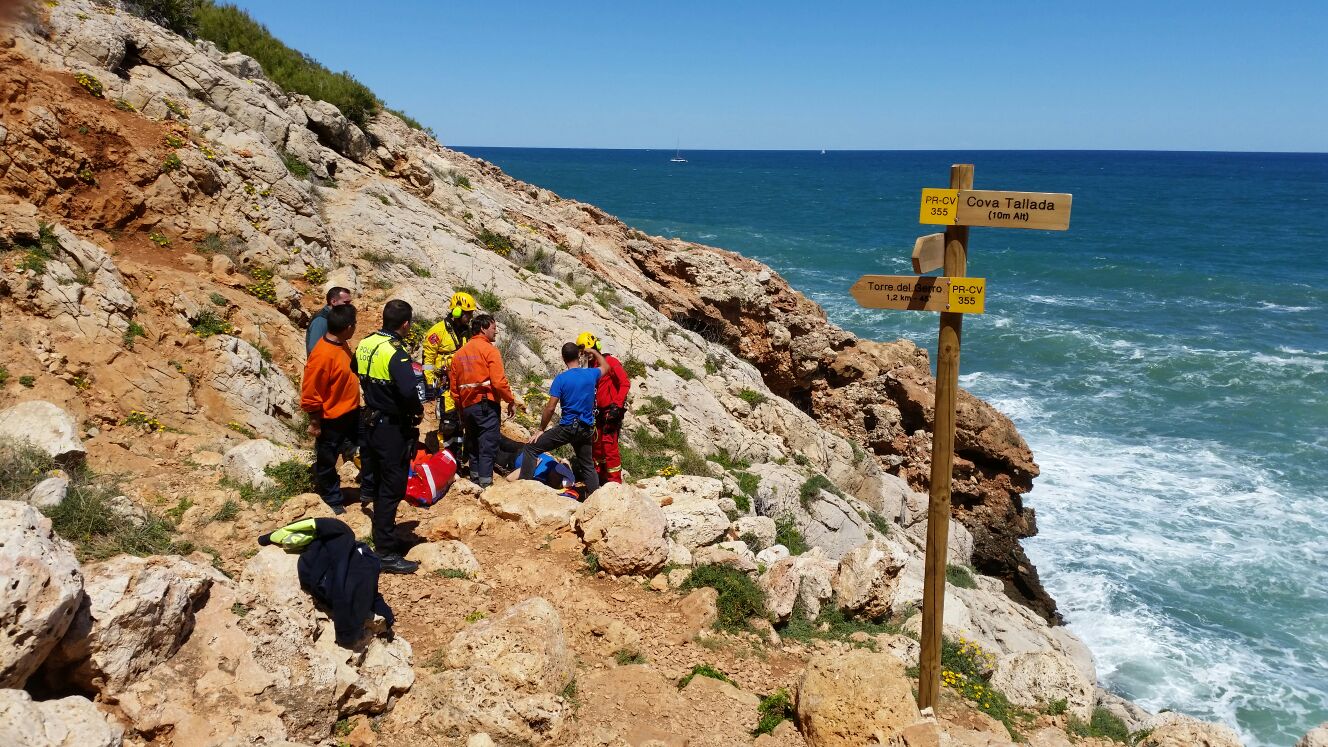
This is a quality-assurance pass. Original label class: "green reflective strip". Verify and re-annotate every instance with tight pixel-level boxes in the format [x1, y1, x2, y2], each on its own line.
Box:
[355, 333, 397, 382]
[268, 517, 318, 549]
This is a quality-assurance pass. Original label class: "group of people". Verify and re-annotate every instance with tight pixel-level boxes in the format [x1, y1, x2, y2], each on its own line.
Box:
[299, 287, 630, 574]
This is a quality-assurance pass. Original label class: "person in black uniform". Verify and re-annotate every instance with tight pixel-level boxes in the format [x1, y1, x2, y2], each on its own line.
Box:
[353, 299, 424, 574]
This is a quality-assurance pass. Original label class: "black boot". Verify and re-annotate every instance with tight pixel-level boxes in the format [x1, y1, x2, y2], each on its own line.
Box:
[378, 553, 419, 574]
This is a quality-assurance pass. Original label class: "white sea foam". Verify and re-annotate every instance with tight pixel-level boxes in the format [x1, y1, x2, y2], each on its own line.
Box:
[1257, 301, 1313, 312]
[1020, 426, 1328, 747]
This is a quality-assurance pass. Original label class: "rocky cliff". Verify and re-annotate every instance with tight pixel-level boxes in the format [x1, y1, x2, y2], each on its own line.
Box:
[0, 2, 1279, 746]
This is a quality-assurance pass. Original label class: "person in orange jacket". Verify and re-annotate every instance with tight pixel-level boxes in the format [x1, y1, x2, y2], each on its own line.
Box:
[448, 313, 523, 487]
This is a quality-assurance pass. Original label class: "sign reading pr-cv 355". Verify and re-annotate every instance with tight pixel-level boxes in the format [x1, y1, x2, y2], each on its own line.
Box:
[920, 188, 1072, 230]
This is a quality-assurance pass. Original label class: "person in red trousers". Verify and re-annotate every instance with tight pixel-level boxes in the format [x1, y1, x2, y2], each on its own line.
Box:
[577, 332, 630, 485]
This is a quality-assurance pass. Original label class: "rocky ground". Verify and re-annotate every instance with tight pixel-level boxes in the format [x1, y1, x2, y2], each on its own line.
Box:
[2, 2, 1317, 746]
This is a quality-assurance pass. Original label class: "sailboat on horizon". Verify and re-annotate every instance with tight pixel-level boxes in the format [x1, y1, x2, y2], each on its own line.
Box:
[670, 139, 687, 163]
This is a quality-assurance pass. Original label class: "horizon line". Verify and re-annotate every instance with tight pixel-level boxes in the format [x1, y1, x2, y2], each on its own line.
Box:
[450, 145, 1328, 156]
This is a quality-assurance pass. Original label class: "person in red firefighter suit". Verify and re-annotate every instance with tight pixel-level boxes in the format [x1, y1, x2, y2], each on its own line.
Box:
[577, 332, 629, 484]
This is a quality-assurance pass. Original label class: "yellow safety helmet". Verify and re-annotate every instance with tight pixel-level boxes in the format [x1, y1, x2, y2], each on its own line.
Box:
[575, 332, 601, 351]
[450, 291, 477, 318]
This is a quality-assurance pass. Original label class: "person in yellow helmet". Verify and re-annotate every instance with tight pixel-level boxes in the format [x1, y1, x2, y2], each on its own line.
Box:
[576, 332, 631, 485]
[422, 291, 476, 467]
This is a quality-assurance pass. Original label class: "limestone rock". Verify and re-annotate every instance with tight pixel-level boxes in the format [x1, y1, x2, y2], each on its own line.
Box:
[733, 515, 777, 550]
[692, 543, 758, 574]
[479, 480, 577, 529]
[421, 598, 573, 743]
[1138, 713, 1243, 747]
[407, 540, 480, 577]
[988, 650, 1095, 720]
[761, 558, 801, 623]
[636, 474, 724, 504]
[833, 539, 908, 619]
[43, 554, 226, 693]
[0, 690, 123, 747]
[0, 502, 83, 689]
[221, 439, 303, 488]
[679, 587, 719, 636]
[797, 649, 921, 746]
[756, 544, 790, 565]
[793, 548, 838, 620]
[575, 482, 669, 575]
[1297, 723, 1328, 747]
[0, 401, 84, 463]
[21, 472, 70, 509]
[205, 336, 300, 441]
[662, 496, 730, 549]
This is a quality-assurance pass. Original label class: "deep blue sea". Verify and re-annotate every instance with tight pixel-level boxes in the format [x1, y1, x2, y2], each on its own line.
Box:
[460, 148, 1328, 745]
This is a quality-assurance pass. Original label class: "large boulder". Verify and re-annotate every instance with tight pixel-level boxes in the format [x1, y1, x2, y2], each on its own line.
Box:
[0, 690, 123, 747]
[1298, 723, 1328, 747]
[1138, 713, 1243, 747]
[414, 598, 573, 744]
[796, 649, 921, 746]
[42, 555, 226, 693]
[478, 480, 577, 529]
[574, 482, 669, 575]
[635, 474, 724, 505]
[406, 540, 481, 577]
[988, 650, 1095, 719]
[832, 539, 909, 619]
[0, 502, 83, 688]
[732, 515, 777, 550]
[793, 548, 838, 620]
[662, 496, 730, 550]
[760, 557, 801, 623]
[221, 439, 302, 488]
[0, 401, 84, 463]
[109, 547, 412, 744]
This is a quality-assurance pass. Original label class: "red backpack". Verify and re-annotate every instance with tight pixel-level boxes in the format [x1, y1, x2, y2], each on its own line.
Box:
[406, 449, 457, 507]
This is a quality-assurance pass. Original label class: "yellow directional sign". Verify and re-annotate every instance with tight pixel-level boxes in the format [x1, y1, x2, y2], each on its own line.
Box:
[850, 275, 986, 314]
[920, 189, 1072, 230]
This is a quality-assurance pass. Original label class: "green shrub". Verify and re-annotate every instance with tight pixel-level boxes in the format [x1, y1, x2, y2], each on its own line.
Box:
[0, 366, 8, 387]
[622, 357, 647, 379]
[753, 689, 794, 736]
[731, 489, 752, 513]
[195, 2, 380, 125]
[209, 292, 229, 306]
[476, 289, 502, 312]
[452, 172, 472, 189]
[677, 663, 735, 689]
[122, 320, 147, 349]
[386, 107, 435, 137]
[1067, 707, 1131, 743]
[19, 376, 36, 389]
[303, 266, 327, 285]
[124, 0, 199, 35]
[406, 262, 431, 278]
[0, 441, 187, 561]
[737, 388, 768, 406]
[708, 448, 749, 471]
[774, 515, 808, 556]
[681, 564, 766, 632]
[613, 648, 645, 665]
[792, 453, 810, 467]
[1044, 698, 1068, 716]
[278, 150, 311, 178]
[211, 499, 240, 522]
[244, 266, 277, 303]
[946, 564, 977, 589]
[221, 459, 312, 510]
[779, 603, 905, 645]
[161, 152, 182, 172]
[634, 395, 674, 418]
[798, 474, 844, 508]
[582, 551, 600, 574]
[432, 568, 470, 580]
[668, 363, 696, 381]
[476, 228, 514, 257]
[191, 310, 231, 337]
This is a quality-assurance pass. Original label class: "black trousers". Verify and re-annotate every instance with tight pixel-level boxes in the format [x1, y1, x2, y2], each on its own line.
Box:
[462, 400, 501, 483]
[520, 421, 599, 495]
[362, 414, 416, 556]
[313, 408, 359, 506]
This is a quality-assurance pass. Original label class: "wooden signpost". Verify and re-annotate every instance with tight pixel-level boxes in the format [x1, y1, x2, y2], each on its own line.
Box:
[851, 165, 1071, 712]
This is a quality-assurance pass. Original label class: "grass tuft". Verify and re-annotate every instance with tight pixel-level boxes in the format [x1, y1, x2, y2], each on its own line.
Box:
[753, 689, 794, 736]
[773, 515, 808, 556]
[681, 564, 766, 633]
[677, 663, 735, 689]
[946, 564, 977, 589]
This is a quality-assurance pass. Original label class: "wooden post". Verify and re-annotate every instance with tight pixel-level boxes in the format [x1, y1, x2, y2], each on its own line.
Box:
[917, 163, 973, 710]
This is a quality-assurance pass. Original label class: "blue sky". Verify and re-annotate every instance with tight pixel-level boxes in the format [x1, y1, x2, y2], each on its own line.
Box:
[231, 1, 1326, 152]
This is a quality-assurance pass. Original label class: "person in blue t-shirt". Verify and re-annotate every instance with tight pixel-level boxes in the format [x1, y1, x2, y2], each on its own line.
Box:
[520, 341, 610, 494]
